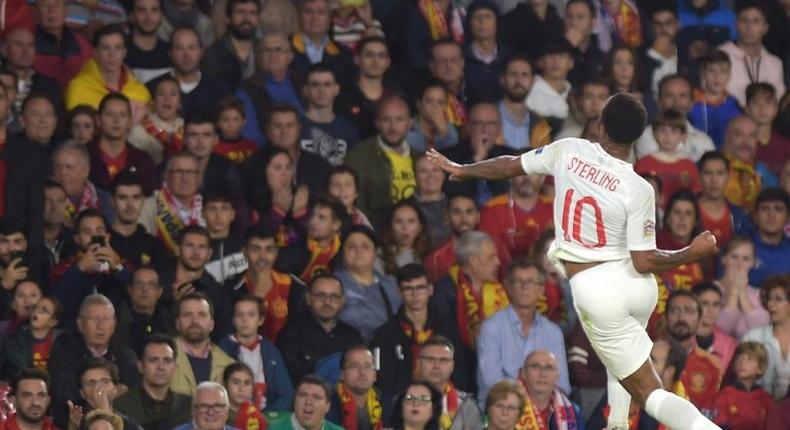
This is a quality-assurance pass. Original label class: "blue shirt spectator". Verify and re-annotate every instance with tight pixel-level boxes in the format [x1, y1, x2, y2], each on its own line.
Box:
[748, 188, 790, 288]
[334, 269, 401, 342]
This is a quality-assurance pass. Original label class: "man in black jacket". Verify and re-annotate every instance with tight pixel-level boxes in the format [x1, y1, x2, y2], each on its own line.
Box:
[182, 112, 244, 200]
[370, 263, 471, 399]
[276, 274, 363, 385]
[200, 0, 259, 89]
[114, 266, 177, 355]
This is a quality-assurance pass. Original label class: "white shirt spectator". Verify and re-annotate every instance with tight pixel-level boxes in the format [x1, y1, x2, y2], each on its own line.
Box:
[526, 75, 571, 119]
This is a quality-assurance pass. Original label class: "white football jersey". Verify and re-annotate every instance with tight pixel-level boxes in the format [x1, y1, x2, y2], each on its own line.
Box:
[520, 138, 657, 263]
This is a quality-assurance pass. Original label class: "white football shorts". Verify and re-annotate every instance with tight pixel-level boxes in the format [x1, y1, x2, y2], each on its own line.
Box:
[569, 258, 658, 380]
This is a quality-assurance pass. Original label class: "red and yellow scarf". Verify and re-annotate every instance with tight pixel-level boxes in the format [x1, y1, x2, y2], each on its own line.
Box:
[155, 185, 203, 252]
[142, 114, 183, 159]
[243, 270, 293, 341]
[300, 235, 341, 282]
[450, 265, 508, 347]
[445, 94, 468, 127]
[439, 383, 460, 430]
[233, 400, 267, 430]
[65, 182, 100, 221]
[417, 0, 464, 44]
[336, 383, 383, 430]
[400, 320, 434, 374]
[604, 0, 642, 48]
[724, 156, 761, 212]
[291, 33, 340, 56]
[516, 377, 578, 430]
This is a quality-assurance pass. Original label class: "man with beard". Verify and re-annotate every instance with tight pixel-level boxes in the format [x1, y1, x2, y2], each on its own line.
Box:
[201, 0, 259, 90]
[496, 55, 552, 151]
[125, 0, 172, 83]
[327, 346, 388, 429]
[171, 292, 236, 396]
[664, 290, 722, 417]
[2, 368, 58, 430]
[181, 113, 244, 200]
[113, 267, 177, 355]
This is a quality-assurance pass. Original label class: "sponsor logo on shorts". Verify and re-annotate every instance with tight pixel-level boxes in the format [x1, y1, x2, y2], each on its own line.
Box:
[643, 220, 655, 238]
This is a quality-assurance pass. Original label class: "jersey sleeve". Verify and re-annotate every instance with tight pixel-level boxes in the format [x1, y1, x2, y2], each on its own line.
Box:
[626, 180, 657, 251]
[519, 139, 570, 175]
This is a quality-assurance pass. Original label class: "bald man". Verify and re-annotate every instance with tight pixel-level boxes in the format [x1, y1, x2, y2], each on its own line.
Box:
[344, 96, 420, 229]
[517, 350, 584, 428]
[721, 116, 778, 209]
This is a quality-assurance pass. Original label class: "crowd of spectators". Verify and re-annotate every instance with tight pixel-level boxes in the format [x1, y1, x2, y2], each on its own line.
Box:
[0, 0, 789, 429]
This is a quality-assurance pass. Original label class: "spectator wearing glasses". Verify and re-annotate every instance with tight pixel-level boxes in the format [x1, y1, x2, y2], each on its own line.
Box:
[483, 381, 525, 430]
[173, 381, 238, 430]
[388, 381, 442, 430]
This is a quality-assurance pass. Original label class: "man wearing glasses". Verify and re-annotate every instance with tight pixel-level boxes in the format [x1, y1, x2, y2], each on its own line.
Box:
[371, 263, 471, 399]
[516, 350, 583, 429]
[415, 336, 482, 430]
[476, 258, 569, 406]
[174, 381, 238, 430]
[277, 274, 363, 384]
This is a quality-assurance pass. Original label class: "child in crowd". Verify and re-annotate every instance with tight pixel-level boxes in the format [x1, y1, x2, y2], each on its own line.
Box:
[744, 83, 788, 176]
[326, 166, 373, 229]
[689, 50, 742, 149]
[635, 109, 702, 209]
[331, 0, 384, 52]
[218, 295, 294, 413]
[214, 96, 259, 164]
[129, 76, 184, 164]
[713, 341, 774, 430]
[1, 296, 62, 378]
[223, 362, 267, 429]
[1, 280, 43, 340]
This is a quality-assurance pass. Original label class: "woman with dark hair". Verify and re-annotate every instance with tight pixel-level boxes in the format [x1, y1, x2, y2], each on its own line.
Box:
[389, 381, 442, 430]
[656, 190, 706, 288]
[334, 226, 401, 341]
[382, 200, 432, 274]
[67, 104, 98, 145]
[602, 45, 656, 115]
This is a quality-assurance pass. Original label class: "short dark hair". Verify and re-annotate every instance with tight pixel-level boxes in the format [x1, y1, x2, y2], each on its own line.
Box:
[264, 103, 301, 127]
[691, 281, 722, 299]
[755, 187, 790, 212]
[342, 225, 381, 249]
[327, 166, 359, 191]
[666, 289, 702, 317]
[745, 82, 777, 104]
[233, 294, 265, 316]
[341, 344, 373, 369]
[169, 26, 203, 48]
[600, 93, 647, 145]
[653, 109, 687, 133]
[11, 368, 50, 395]
[226, 0, 259, 16]
[446, 191, 479, 210]
[38, 296, 63, 328]
[92, 23, 126, 47]
[215, 95, 246, 120]
[540, 38, 574, 57]
[79, 357, 121, 388]
[98, 93, 131, 115]
[20, 92, 57, 117]
[650, 1, 677, 18]
[735, 0, 769, 20]
[223, 362, 254, 385]
[700, 50, 731, 70]
[295, 374, 332, 401]
[202, 192, 235, 206]
[75, 208, 107, 231]
[312, 194, 349, 226]
[657, 74, 690, 98]
[177, 291, 215, 317]
[697, 151, 729, 172]
[184, 110, 218, 132]
[356, 36, 388, 55]
[421, 335, 455, 356]
[137, 333, 177, 359]
[429, 37, 462, 60]
[502, 53, 533, 75]
[505, 257, 546, 283]
[177, 225, 211, 246]
[304, 63, 337, 85]
[110, 170, 144, 196]
[565, 0, 595, 16]
[243, 224, 278, 246]
[152, 75, 181, 95]
[307, 272, 344, 294]
[396, 263, 429, 285]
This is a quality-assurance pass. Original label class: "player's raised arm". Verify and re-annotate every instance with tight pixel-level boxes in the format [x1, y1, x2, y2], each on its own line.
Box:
[426, 149, 523, 181]
[630, 231, 719, 274]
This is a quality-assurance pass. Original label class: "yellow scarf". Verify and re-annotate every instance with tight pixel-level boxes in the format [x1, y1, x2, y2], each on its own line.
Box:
[300, 235, 341, 282]
[724, 156, 761, 212]
[449, 265, 509, 346]
[336, 383, 383, 430]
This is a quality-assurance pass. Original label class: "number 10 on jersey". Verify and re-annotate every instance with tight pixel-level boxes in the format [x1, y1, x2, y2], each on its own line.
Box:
[561, 189, 607, 248]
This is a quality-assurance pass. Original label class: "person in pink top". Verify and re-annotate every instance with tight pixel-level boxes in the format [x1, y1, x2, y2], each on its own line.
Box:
[714, 236, 769, 339]
[693, 282, 736, 377]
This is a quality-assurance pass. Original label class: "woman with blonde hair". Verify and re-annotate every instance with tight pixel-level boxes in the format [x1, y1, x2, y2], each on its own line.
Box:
[484, 381, 525, 430]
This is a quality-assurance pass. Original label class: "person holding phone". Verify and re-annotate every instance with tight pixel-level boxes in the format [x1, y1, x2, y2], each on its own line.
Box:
[50, 208, 131, 323]
[0, 223, 31, 291]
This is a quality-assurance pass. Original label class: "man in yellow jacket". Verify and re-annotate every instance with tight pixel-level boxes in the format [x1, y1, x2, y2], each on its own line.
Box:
[65, 24, 150, 124]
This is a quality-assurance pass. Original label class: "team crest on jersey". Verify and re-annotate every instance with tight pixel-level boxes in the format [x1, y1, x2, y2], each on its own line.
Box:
[535, 147, 544, 155]
[643, 220, 655, 238]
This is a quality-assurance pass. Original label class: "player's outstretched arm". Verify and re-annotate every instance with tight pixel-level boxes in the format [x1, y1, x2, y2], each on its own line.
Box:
[426, 148, 524, 181]
[630, 231, 719, 274]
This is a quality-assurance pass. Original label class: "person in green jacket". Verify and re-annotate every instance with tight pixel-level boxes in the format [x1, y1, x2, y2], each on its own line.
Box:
[267, 375, 344, 430]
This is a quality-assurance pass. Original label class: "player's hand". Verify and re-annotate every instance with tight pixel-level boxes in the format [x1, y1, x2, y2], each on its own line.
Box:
[426, 148, 466, 180]
[689, 231, 718, 260]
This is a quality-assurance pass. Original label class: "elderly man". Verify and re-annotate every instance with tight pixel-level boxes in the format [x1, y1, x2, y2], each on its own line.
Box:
[116, 334, 193, 430]
[345, 95, 420, 229]
[289, 0, 353, 77]
[173, 382, 236, 430]
[327, 346, 388, 429]
[722, 115, 779, 210]
[32, 0, 93, 87]
[269, 375, 343, 430]
[443, 102, 517, 204]
[635, 74, 716, 161]
[171, 292, 236, 397]
[48, 294, 140, 428]
[236, 33, 303, 144]
[432, 230, 508, 348]
[139, 152, 205, 253]
[416, 336, 483, 430]
[52, 143, 113, 222]
[516, 351, 583, 429]
[477, 258, 570, 404]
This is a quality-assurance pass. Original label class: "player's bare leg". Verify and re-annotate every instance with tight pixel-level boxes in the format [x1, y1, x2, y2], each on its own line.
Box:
[619, 359, 721, 430]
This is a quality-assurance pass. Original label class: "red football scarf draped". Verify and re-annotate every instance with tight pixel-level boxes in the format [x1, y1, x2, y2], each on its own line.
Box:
[439, 383, 459, 430]
[300, 235, 341, 282]
[450, 265, 509, 347]
[65, 182, 100, 220]
[417, 0, 464, 44]
[142, 115, 184, 159]
[243, 270, 293, 341]
[516, 377, 578, 430]
[603, 0, 642, 48]
[400, 320, 434, 374]
[336, 383, 383, 430]
[724, 156, 761, 211]
[445, 94, 468, 127]
[155, 185, 203, 252]
[233, 400, 267, 430]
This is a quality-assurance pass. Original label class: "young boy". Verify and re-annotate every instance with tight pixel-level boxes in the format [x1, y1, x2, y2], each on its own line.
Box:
[218, 295, 294, 413]
[689, 50, 742, 149]
[635, 109, 702, 209]
[213, 96, 259, 164]
[326, 166, 372, 229]
[2, 295, 62, 377]
[713, 341, 774, 430]
[223, 362, 267, 429]
[744, 83, 787, 176]
[203, 193, 247, 284]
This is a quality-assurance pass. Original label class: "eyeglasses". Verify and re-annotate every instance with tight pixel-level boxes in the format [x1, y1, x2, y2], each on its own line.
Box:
[491, 403, 522, 414]
[404, 394, 432, 405]
[312, 292, 343, 302]
[194, 403, 228, 413]
[400, 284, 430, 294]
